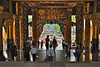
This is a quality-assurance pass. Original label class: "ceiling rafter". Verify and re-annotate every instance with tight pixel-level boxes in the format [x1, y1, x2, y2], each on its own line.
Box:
[26, 2, 77, 8]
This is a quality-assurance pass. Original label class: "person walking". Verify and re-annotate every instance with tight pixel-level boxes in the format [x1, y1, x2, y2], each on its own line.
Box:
[62, 40, 65, 50]
[32, 40, 36, 46]
[53, 37, 57, 54]
[41, 40, 43, 49]
[75, 44, 82, 61]
[31, 44, 37, 61]
[24, 42, 31, 61]
[64, 41, 70, 61]
[45, 35, 50, 51]
[11, 42, 17, 60]
[27, 37, 32, 45]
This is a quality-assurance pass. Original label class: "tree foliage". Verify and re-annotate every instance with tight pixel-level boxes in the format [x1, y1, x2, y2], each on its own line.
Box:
[45, 24, 50, 29]
[53, 24, 61, 34]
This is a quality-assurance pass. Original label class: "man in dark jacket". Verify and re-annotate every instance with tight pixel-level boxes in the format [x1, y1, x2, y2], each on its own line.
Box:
[11, 42, 17, 60]
[64, 42, 70, 60]
[75, 45, 82, 61]
[24, 42, 31, 61]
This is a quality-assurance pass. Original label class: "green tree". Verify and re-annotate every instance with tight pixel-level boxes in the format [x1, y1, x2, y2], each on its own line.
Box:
[53, 24, 61, 34]
[28, 18, 32, 22]
[45, 24, 50, 29]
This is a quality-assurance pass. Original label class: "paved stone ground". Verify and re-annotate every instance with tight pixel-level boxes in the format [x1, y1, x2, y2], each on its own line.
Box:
[0, 61, 100, 67]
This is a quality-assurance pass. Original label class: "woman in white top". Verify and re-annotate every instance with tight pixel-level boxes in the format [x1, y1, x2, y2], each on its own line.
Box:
[31, 45, 37, 61]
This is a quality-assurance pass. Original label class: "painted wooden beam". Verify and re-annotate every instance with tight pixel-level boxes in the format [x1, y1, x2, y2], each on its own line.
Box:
[12, 0, 94, 2]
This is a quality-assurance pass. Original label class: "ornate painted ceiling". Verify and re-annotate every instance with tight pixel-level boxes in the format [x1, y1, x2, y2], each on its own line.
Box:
[28, 1, 76, 8]
[11, 1, 94, 24]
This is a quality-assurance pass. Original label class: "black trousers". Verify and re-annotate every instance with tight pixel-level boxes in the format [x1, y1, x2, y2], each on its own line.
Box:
[46, 43, 49, 50]
[77, 54, 81, 61]
[66, 52, 70, 59]
[62, 44, 65, 49]
[32, 54, 36, 61]
[25, 52, 30, 61]
[41, 44, 43, 49]
[11, 52, 15, 60]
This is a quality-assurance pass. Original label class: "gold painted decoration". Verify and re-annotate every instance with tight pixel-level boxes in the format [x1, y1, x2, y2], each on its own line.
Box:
[38, 8, 66, 21]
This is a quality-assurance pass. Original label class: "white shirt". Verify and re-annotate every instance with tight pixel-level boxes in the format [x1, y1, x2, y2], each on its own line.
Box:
[31, 47, 37, 54]
[47, 48, 54, 56]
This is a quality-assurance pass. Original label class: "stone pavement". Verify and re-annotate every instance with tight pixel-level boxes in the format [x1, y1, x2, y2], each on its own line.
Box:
[0, 61, 100, 67]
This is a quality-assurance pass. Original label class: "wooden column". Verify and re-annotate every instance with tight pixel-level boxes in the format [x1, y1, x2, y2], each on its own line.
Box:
[37, 25, 40, 41]
[76, 2, 84, 46]
[66, 9, 72, 45]
[85, 15, 91, 61]
[92, 20, 99, 61]
[83, 3, 91, 61]
[5, 19, 14, 51]
[15, 15, 20, 49]
[20, 3, 28, 46]
[92, 0, 99, 61]
[14, 2, 20, 49]
[31, 8, 37, 42]
[6, 22, 9, 51]
[0, 6, 5, 61]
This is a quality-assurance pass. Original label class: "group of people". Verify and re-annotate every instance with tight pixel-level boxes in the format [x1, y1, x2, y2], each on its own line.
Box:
[62, 40, 83, 61]
[9, 36, 84, 62]
[9, 35, 57, 61]
[23, 41, 37, 61]
[35, 40, 43, 49]
[10, 37, 38, 61]
[44, 35, 58, 61]
[46, 35, 57, 51]
[23, 36, 58, 61]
